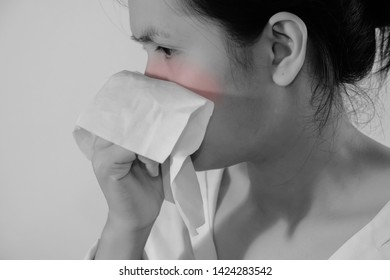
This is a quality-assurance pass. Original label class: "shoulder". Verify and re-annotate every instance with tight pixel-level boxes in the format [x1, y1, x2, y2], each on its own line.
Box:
[352, 132, 390, 214]
[358, 133, 390, 183]
[330, 134, 390, 259]
[329, 200, 390, 259]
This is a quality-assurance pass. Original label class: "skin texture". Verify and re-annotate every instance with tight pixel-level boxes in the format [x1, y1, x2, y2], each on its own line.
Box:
[94, 0, 390, 259]
[129, 0, 312, 171]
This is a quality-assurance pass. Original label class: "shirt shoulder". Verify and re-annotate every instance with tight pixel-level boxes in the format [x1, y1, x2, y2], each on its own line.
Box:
[330, 200, 390, 259]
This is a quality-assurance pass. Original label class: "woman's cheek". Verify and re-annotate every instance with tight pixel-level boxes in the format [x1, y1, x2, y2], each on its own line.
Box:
[145, 57, 229, 170]
[145, 57, 222, 102]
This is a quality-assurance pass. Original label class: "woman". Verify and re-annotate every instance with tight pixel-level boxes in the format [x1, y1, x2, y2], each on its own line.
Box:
[87, 0, 390, 259]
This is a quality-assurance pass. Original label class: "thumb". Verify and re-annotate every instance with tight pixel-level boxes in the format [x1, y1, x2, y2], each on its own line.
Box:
[138, 155, 160, 177]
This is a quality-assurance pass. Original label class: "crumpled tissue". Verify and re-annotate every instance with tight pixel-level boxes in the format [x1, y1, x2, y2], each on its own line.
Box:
[73, 71, 214, 235]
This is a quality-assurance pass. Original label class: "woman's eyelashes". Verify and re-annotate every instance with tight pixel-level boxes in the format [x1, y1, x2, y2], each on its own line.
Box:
[141, 43, 179, 61]
[155, 46, 176, 59]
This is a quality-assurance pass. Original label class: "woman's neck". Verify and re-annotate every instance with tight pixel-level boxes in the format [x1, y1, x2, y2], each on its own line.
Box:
[245, 115, 361, 223]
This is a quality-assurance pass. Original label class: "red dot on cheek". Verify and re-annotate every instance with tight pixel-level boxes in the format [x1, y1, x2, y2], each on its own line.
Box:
[145, 59, 222, 103]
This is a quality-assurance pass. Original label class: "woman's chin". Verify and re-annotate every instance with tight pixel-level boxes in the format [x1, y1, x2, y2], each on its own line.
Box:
[191, 149, 217, 171]
[191, 150, 207, 171]
[191, 149, 233, 171]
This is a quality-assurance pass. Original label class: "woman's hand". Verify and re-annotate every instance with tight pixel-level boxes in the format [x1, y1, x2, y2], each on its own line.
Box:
[91, 136, 164, 231]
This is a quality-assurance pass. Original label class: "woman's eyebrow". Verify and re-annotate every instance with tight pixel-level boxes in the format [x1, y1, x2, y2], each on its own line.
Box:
[131, 27, 172, 44]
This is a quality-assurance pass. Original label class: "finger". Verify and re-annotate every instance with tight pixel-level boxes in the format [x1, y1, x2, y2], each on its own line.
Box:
[138, 155, 159, 177]
[92, 144, 137, 178]
[103, 145, 137, 165]
[130, 160, 163, 198]
[129, 159, 149, 181]
[109, 162, 133, 181]
[93, 136, 113, 152]
[130, 159, 161, 189]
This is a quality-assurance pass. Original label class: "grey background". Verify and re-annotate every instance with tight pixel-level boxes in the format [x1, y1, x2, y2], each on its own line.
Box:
[0, 0, 389, 259]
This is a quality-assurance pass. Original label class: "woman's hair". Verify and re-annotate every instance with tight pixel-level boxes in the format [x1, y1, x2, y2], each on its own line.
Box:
[177, 0, 390, 130]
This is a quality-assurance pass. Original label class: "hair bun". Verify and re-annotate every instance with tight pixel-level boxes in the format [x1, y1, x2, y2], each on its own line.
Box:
[365, 0, 390, 28]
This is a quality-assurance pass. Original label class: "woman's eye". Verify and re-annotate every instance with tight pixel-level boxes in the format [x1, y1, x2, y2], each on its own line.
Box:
[155, 46, 175, 59]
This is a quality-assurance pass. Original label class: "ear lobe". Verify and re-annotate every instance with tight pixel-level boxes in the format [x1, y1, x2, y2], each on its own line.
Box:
[268, 12, 307, 87]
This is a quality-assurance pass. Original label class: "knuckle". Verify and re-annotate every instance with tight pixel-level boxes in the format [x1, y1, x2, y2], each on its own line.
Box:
[93, 137, 112, 152]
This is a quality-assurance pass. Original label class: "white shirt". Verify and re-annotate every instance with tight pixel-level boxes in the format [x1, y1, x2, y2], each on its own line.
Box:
[85, 166, 390, 260]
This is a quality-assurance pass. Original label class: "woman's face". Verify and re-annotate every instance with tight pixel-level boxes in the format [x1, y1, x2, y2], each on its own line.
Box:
[128, 0, 300, 170]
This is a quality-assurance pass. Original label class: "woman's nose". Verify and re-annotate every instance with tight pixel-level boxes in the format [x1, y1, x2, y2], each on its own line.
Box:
[144, 58, 170, 81]
[144, 57, 220, 102]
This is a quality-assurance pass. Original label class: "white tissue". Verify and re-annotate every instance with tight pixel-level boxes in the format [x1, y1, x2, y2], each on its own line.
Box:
[73, 71, 214, 235]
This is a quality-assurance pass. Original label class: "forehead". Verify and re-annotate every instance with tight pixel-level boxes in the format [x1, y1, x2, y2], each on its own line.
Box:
[128, 0, 224, 46]
[128, 0, 187, 39]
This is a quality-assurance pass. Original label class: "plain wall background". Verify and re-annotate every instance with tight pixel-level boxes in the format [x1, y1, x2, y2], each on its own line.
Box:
[0, 0, 389, 259]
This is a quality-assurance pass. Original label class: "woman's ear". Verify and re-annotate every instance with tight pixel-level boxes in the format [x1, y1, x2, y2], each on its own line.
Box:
[267, 12, 307, 87]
